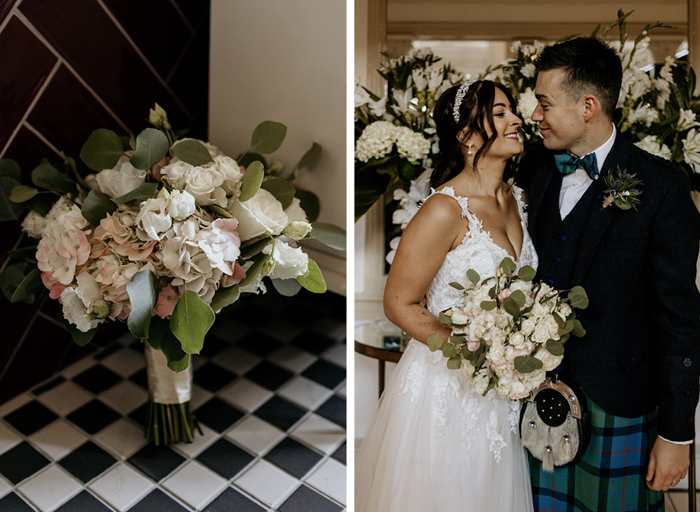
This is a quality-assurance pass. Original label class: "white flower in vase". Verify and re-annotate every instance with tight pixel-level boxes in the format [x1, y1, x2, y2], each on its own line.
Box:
[682, 128, 700, 172]
[678, 109, 700, 131]
[635, 135, 672, 160]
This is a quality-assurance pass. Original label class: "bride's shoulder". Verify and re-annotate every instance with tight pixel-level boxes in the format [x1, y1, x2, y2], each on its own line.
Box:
[420, 187, 465, 219]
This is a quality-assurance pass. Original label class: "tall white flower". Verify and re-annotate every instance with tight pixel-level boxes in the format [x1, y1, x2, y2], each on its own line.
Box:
[521, 63, 536, 78]
[678, 109, 700, 131]
[355, 81, 371, 107]
[517, 88, 538, 126]
[682, 128, 700, 172]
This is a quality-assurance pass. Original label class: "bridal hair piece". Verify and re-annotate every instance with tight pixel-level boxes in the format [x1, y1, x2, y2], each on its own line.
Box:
[452, 80, 476, 123]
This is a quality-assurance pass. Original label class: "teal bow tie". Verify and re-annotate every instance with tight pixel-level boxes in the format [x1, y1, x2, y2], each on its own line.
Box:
[554, 152, 599, 180]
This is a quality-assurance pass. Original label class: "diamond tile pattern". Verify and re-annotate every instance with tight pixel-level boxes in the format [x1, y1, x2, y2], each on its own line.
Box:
[0, 289, 345, 510]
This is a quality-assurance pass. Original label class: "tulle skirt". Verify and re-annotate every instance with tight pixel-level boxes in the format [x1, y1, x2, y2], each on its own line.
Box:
[356, 339, 534, 512]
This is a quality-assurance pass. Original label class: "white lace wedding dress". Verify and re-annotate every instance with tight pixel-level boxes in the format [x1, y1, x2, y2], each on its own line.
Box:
[355, 186, 537, 512]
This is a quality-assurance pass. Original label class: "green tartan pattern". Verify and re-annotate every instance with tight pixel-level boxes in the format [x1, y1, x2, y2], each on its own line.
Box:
[530, 395, 664, 512]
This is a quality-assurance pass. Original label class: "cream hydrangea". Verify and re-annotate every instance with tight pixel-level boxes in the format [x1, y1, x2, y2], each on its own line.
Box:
[395, 126, 430, 163]
[355, 121, 398, 162]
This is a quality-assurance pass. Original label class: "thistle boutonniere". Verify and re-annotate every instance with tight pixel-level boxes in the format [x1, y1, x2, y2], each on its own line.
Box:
[600, 166, 643, 212]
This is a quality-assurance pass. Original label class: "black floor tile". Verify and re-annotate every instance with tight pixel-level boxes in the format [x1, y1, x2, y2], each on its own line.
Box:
[0, 492, 35, 512]
[196, 438, 254, 479]
[203, 487, 265, 512]
[316, 395, 346, 428]
[128, 489, 190, 512]
[290, 330, 335, 355]
[67, 400, 121, 435]
[0, 441, 50, 484]
[128, 401, 148, 427]
[3, 400, 58, 436]
[195, 397, 244, 433]
[278, 485, 342, 512]
[32, 375, 66, 396]
[128, 444, 186, 482]
[193, 362, 236, 392]
[55, 490, 111, 511]
[264, 437, 322, 478]
[235, 332, 282, 356]
[301, 360, 345, 389]
[199, 335, 230, 357]
[244, 361, 293, 391]
[232, 304, 270, 327]
[280, 302, 319, 325]
[128, 367, 148, 390]
[332, 442, 346, 465]
[254, 396, 306, 432]
[72, 364, 122, 394]
[59, 441, 117, 483]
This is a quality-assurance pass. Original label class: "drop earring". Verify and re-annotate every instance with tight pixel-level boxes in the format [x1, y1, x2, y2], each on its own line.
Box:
[467, 143, 472, 156]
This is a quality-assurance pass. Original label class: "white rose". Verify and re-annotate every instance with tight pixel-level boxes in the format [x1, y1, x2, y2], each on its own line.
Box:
[21, 210, 48, 239]
[509, 332, 526, 349]
[184, 166, 227, 207]
[534, 347, 564, 372]
[558, 303, 572, 318]
[95, 155, 147, 198]
[166, 189, 196, 220]
[494, 314, 510, 329]
[532, 322, 551, 344]
[452, 311, 468, 325]
[542, 315, 560, 339]
[521, 63, 536, 78]
[263, 240, 309, 280]
[284, 221, 312, 240]
[531, 302, 549, 319]
[160, 160, 191, 190]
[521, 317, 536, 336]
[214, 155, 244, 196]
[284, 197, 309, 224]
[473, 368, 491, 395]
[136, 194, 172, 240]
[228, 188, 289, 241]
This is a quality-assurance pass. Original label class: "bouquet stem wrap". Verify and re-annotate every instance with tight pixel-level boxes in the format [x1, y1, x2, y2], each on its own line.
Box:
[143, 342, 195, 445]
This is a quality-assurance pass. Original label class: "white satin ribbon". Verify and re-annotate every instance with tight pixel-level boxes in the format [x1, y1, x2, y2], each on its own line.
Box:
[143, 342, 193, 404]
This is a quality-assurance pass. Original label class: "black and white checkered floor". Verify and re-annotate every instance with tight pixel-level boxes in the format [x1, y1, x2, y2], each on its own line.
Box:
[0, 289, 346, 511]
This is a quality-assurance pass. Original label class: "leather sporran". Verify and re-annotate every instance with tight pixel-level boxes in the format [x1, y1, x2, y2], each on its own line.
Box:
[519, 376, 591, 472]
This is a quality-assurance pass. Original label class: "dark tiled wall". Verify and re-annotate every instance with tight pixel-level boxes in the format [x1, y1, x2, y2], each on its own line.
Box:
[0, 0, 210, 404]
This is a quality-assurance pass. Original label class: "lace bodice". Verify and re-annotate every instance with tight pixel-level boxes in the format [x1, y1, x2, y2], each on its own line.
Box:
[424, 186, 538, 315]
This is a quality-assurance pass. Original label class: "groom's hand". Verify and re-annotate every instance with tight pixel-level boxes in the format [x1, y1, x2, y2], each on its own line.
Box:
[646, 438, 690, 491]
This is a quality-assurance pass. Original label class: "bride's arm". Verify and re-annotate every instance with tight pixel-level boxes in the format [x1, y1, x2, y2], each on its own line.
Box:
[383, 194, 464, 345]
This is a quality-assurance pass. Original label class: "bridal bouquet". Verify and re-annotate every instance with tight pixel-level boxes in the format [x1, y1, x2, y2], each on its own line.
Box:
[0, 104, 344, 444]
[428, 258, 588, 400]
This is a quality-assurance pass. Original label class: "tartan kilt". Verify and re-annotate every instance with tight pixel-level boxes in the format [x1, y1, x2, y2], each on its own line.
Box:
[530, 394, 664, 512]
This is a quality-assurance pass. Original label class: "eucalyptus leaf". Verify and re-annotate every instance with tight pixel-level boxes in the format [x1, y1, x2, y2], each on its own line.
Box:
[11, 268, 42, 303]
[207, 204, 233, 218]
[295, 189, 320, 222]
[559, 332, 571, 344]
[0, 159, 21, 181]
[0, 177, 28, 221]
[467, 269, 480, 284]
[503, 296, 521, 319]
[238, 153, 267, 170]
[240, 236, 274, 259]
[110, 183, 159, 204]
[119, 135, 133, 152]
[80, 128, 124, 172]
[553, 312, 566, 328]
[172, 139, 214, 166]
[170, 290, 215, 354]
[500, 257, 516, 275]
[568, 286, 589, 309]
[447, 357, 462, 370]
[427, 332, 443, 352]
[514, 355, 544, 373]
[69, 324, 98, 347]
[0, 266, 27, 302]
[439, 311, 453, 325]
[480, 300, 497, 311]
[239, 161, 264, 202]
[239, 251, 270, 287]
[167, 354, 190, 372]
[558, 319, 574, 336]
[462, 345, 474, 359]
[449, 282, 464, 290]
[510, 290, 526, 308]
[309, 222, 346, 250]
[7, 246, 38, 262]
[297, 259, 326, 293]
[81, 190, 117, 226]
[10, 185, 38, 203]
[546, 339, 565, 356]
[472, 350, 486, 369]
[210, 284, 241, 311]
[572, 319, 587, 337]
[130, 128, 169, 170]
[160, 329, 188, 369]
[441, 342, 457, 358]
[518, 265, 536, 281]
[250, 121, 287, 154]
[450, 334, 466, 344]
[31, 163, 77, 195]
[126, 269, 159, 339]
[261, 178, 296, 208]
[272, 278, 303, 297]
[488, 286, 496, 299]
[146, 318, 171, 350]
[295, 142, 322, 170]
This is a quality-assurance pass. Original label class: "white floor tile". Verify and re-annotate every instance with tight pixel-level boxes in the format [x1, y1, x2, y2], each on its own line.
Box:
[98, 381, 147, 415]
[219, 379, 273, 413]
[0, 393, 32, 418]
[61, 357, 98, 380]
[100, 347, 146, 377]
[234, 459, 299, 508]
[277, 377, 333, 411]
[17, 465, 81, 512]
[29, 420, 88, 461]
[37, 382, 93, 416]
[89, 463, 154, 511]
[260, 318, 304, 343]
[93, 419, 148, 459]
[305, 458, 346, 505]
[172, 424, 219, 458]
[0, 475, 12, 498]
[336, 382, 346, 398]
[290, 414, 345, 455]
[311, 317, 346, 342]
[0, 420, 23, 456]
[162, 461, 228, 510]
[214, 346, 261, 375]
[321, 344, 346, 368]
[191, 384, 214, 410]
[226, 416, 285, 456]
[267, 346, 317, 373]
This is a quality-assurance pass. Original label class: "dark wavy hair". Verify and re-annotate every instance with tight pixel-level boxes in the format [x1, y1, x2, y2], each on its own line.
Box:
[534, 36, 622, 119]
[430, 80, 520, 190]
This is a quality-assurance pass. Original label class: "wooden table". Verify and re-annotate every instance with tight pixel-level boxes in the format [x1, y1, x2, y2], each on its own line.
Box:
[354, 320, 405, 397]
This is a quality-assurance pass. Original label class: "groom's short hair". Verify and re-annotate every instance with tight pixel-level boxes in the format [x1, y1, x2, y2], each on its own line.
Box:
[534, 36, 622, 119]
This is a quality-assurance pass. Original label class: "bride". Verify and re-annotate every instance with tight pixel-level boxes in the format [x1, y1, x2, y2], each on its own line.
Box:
[355, 80, 537, 511]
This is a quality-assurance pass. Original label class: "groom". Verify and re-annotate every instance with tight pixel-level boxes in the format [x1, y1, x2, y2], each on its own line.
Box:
[519, 36, 700, 511]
